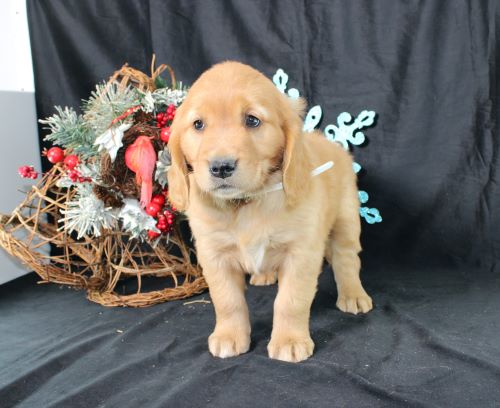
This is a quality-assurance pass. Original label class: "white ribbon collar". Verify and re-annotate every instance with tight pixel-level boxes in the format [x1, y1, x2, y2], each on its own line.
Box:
[244, 160, 334, 198]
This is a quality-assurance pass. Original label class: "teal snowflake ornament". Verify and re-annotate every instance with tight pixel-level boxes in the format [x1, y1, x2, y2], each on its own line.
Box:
[352, 162, 362, 174]
[273, 69, 300, 99]
[324, 110, 376, 150]
[358, 191, 383, 224]
[271, 70, 323, 132]
[304, 106, 323, 132]
[273, 68, 382, 224]
[353, 164, 382, 223]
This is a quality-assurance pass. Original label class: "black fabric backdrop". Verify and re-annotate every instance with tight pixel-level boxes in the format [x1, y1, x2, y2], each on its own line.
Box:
[0, 0, 499, 406]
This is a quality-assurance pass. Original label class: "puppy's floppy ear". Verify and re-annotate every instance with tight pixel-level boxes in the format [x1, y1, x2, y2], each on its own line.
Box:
[287, 96, 307, 119]
[281, 96, 310, 207]
[167, 120, 190, 212]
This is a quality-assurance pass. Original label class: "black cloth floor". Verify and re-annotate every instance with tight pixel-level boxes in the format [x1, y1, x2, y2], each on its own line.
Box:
[1, 0, 499, 407]
[1, 266, 499, 407]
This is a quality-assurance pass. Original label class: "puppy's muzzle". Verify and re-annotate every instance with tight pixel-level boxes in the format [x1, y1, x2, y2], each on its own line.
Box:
[209, 158, 238, 179]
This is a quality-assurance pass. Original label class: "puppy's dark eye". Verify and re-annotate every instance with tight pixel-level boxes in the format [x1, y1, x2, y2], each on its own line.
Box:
[193, 120, 204, 130]
[245, 115, 261, 128]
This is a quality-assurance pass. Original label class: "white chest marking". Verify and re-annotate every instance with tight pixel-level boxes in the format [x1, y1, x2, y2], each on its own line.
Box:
[241, 240, 268, 275]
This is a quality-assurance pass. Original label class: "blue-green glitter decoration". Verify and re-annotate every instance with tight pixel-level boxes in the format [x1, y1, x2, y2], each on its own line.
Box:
[273, 69, 382, 224]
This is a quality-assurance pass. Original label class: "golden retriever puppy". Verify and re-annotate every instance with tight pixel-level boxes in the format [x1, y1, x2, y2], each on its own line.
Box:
[167, 61, 372, 363]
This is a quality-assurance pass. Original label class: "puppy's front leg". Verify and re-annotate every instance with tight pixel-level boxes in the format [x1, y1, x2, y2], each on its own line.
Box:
[204, 265, 251, 358]
[268, 249, 324, 363]
[329, 216, 373, 315]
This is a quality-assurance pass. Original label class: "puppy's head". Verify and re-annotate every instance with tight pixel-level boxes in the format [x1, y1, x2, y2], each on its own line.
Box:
[167, 61, 308, 211]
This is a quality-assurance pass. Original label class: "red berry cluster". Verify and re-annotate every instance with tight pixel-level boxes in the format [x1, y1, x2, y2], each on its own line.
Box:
[145, 191, 176, 239]
[43, 147, 89, 183]
[65, 154, 90, 182]
[18, 165, 38, 179]
[160, 127, 171, 144]
[156, 104, 176, 144]
[46, 147, 65, 164]
[156, 104, 176, 126]
[67, 169, 91, 183]
[63, 154, 79, 169]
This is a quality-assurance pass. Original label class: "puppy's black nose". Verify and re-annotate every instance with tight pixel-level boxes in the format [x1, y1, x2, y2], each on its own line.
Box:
[209, 158, 237, 179]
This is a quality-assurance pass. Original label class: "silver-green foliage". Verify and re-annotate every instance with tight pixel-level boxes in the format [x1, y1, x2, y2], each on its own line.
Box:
[39, 106, 97, 158]
[83, 82, 141, 136]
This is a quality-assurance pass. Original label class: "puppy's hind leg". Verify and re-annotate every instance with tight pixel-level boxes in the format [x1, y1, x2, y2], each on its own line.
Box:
[327, 200, 373, 315]
[249, 270, 277, 286]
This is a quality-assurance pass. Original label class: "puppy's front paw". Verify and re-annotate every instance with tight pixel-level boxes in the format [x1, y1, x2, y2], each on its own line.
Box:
[337, 289, 373, 315]
[249, 271, 277, 286]
[208, 329, 250, 359]
[267, 335, 314, 363]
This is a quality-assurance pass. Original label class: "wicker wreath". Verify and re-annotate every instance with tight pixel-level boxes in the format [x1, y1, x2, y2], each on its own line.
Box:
[0, 59, 207, 307]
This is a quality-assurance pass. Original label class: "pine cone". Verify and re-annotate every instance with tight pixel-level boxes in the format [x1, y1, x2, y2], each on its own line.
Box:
[93, 185, 123, 208]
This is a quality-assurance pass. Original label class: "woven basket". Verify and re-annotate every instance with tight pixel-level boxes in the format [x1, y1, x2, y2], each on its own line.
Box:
[0, 59, 207, 307]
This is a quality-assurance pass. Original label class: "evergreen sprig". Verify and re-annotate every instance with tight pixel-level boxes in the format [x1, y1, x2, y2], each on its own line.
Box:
[60, 183, 118, 239]
[39, 106, 97, 158]
[139, 85, 188, 113]
[83, 82, 141, 136]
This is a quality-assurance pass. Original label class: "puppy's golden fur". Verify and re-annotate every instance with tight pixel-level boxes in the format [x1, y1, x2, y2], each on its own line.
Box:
[168, 61, 372, 362]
